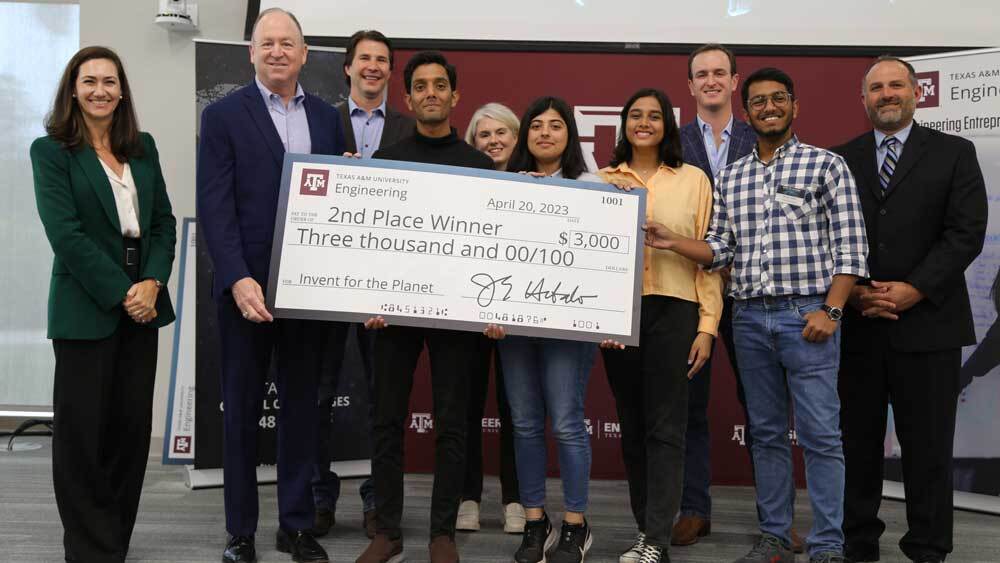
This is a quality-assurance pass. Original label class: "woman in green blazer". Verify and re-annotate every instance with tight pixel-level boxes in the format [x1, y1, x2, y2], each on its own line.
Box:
[30, 46, 176, 563]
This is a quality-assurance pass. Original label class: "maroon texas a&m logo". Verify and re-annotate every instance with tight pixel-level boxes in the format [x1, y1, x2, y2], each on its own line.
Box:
[172, 435, 192, 454]
[916, 71, 939, 108]
[300, 168, 330, 196]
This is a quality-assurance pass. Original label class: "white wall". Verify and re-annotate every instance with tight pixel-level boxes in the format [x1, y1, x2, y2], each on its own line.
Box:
[263, 0, 1000, 47]
[80, 0, 247, 438]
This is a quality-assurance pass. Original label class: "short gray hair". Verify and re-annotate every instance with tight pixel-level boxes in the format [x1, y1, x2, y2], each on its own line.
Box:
[251, 7, 305, 45]
[464, 102, 520, 145]
[861, 55, 917, 94]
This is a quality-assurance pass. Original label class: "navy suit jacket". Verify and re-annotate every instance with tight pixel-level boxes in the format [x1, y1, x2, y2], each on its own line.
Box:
[197, 82, 346, 297]
[680, 117, 756, 186]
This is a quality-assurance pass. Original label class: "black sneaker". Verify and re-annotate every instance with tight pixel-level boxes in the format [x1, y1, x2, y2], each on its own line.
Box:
[515, 514, 557, 563]
[546, 519, 593, 563]
[638, 544, 668, 563]
[733, 533, 794, 563]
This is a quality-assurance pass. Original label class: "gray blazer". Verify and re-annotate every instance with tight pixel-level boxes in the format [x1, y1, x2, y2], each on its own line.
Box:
[336, 99, 416, 155]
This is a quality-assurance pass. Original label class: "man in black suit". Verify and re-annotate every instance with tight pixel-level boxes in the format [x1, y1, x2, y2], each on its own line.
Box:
[834, 56, 988, 563]
[312, 29, 415, 539]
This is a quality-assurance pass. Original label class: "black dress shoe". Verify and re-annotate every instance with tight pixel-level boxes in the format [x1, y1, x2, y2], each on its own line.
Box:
[310, 508, 335, 537]
[276, 528, 330, 563]
[222, 535, 256, 563]
[913, 557, 943, 563]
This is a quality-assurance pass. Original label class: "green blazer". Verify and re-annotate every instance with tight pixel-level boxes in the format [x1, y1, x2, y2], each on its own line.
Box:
[31, 133, 176, 340]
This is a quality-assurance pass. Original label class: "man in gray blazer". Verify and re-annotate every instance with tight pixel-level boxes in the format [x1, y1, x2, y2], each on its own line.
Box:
[336, 30, 415, 157]
[312, 29, 415, 540]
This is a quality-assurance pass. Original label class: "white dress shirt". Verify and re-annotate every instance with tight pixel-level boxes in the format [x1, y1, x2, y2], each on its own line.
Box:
[98, 159, 141, 238]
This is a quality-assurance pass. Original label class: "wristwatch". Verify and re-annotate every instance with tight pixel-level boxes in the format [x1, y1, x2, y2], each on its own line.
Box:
[821, 304, 843, 321]
[146, 278, 164, 289]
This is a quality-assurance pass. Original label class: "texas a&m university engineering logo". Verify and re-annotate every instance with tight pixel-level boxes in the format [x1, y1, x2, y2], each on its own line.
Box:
[916, 71, 940, 108]
[300, 168, 330, 196]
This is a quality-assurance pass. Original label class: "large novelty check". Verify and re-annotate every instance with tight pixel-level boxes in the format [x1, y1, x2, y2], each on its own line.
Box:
[266, 155, 646, 344]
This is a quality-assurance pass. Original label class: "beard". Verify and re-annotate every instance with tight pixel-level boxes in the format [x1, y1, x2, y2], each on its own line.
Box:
[751, 118, 792, 140]
[867, 98, 914, 131]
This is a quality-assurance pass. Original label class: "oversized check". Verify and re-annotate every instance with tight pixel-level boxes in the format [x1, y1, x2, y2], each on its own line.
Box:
[266, 154, 646, 344]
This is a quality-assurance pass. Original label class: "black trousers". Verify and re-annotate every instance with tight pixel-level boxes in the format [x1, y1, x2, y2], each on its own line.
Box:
[840, 342, 960, 561]
[372, 325, 484, 539]
[462, 336, 519, 505]
[52, 317, 158, 563]
[601, 296, 698, 548]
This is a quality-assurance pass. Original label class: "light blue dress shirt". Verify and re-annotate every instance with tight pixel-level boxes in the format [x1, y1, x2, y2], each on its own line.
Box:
[874, 120, 913, 171]
[697, 114, 733, 178]
[348, 97, 387, 159]
[255, 76, 311, 154]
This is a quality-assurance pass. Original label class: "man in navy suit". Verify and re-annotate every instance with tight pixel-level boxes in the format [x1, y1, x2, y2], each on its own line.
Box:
[670, 43, 765, 550]
[197, 8, 347, 563]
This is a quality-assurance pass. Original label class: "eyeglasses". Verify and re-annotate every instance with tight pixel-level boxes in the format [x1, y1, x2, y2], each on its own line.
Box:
[748, 91, 793, 111]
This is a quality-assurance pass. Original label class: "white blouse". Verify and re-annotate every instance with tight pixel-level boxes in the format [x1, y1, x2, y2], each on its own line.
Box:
[98, 159, 141, 238]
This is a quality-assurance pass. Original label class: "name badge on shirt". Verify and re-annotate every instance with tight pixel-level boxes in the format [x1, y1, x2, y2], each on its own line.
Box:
[774, 185, 809, 206]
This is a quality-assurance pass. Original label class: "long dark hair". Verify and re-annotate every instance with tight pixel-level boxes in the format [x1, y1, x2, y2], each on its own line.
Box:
[507, 96, 588, 180]
[609, 88, 683, 169]
[44, 46, 143, 159]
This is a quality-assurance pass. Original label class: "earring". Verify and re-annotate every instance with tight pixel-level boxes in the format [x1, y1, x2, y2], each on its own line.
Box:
[72, 94, 77, 98]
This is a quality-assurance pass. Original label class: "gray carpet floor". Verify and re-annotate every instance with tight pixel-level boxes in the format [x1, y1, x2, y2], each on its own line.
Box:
[2, 437, 999, 562]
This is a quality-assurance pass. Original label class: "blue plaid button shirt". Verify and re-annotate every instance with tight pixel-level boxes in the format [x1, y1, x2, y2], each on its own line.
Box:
[705, 135, 869, 299]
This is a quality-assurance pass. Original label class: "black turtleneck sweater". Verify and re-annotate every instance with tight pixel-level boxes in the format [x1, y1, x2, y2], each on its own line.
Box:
[373, 127, 494, 171]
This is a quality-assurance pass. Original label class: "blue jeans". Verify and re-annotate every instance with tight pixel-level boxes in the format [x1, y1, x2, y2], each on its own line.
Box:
[499, 336, 595, 514]
[732, 295, 845, 557]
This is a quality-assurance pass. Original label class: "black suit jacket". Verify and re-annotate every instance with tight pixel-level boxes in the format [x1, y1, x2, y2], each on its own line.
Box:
[336, 99, 415, 155]
[833, 123, 987, 352]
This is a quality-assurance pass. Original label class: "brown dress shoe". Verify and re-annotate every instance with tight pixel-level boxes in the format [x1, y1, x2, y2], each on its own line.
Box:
[670, 515, 711, 546]
[311, 508, 335, 537]
[429, 535, 459, 563]
[790, 528, 805, 554]
[363, 509, 377, 539]
[356, 533, 404, 563]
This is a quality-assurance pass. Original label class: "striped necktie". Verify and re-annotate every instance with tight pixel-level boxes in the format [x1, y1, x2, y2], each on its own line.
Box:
[879, 136, 898, 192]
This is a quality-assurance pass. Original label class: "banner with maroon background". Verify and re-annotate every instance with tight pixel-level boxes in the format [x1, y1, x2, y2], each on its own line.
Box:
[383, 50, 876, 485]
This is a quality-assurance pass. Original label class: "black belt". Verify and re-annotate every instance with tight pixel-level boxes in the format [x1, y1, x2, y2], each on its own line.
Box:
[124, 238, 141, 282]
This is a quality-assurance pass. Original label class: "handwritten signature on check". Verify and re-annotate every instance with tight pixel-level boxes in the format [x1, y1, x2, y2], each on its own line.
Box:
[470, 273, 598, 308]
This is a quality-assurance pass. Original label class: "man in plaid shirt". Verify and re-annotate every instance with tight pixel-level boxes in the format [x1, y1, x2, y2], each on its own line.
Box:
[645, 67, 868, 563]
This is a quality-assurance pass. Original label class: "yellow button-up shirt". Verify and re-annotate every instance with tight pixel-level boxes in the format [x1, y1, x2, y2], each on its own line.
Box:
[599, 162, 723, 336]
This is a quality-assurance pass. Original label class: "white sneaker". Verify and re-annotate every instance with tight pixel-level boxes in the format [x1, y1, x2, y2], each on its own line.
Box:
[620, 532, 647, 563]
[456, 499, 480, 531]
[504, 502, 527, 533]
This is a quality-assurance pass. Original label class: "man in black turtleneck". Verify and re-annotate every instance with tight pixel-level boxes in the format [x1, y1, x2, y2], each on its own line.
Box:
[356, 51, 493, 563]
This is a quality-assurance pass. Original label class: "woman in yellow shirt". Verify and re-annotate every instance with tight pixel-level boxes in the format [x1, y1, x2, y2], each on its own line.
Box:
[598, 88, 722, 563]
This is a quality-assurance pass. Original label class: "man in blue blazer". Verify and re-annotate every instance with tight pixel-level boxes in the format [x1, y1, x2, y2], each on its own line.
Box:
[670, 43, 765, 550]
[196, 8, 347, 563]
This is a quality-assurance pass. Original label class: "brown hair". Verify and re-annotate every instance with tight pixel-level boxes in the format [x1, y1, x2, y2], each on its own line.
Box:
[687, 43, 737, 80]
[344, 29, 394, 86]
[45, 46, 142, 159]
